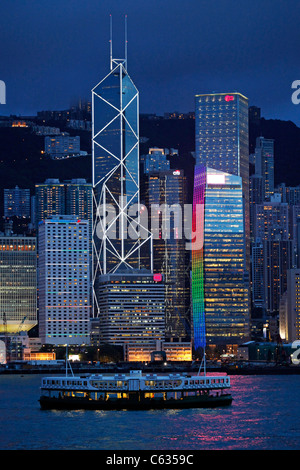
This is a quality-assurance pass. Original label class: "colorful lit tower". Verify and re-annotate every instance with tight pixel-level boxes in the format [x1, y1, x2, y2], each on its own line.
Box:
[195, 92, 250, 273]
[192, 166, 249, 350]
[92, 18, 152, 315]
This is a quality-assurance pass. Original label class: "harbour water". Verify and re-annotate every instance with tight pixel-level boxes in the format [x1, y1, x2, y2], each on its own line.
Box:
[0, 373, 299, 450]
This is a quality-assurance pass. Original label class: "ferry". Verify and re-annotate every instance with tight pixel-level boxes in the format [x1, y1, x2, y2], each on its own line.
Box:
[39, 359, 232, 410]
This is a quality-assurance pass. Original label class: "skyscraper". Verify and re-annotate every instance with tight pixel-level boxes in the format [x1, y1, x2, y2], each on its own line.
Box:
[38, 216, 91, 346]
[279, 268, 300, 342]
[92, 21, 152, 315]
[251, 239, 264, 309]
[97, 269, 165, 346]
[195, 92, 250, 270]
[192, 166, 249, 349]
[34, 179, 92, 227]
[143, 169, 191, 341]
[253, 136, 274, 201]
[4, 186, 31, 218]
[0, 234, 37, 334]
[35, 179, 65, 227]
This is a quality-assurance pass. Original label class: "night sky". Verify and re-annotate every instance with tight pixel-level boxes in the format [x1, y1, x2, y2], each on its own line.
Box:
[1, 0, 300, 125]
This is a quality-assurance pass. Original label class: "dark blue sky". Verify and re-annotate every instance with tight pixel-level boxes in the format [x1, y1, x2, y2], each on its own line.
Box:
[1, 0, 300, 125]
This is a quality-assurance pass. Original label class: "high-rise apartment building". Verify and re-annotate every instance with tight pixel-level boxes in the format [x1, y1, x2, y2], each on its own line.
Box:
[38, 216, 91, 345]
[263, 240, 295, 315]
[254, 198, 289, 241]
[251, 239, 264, 309]
[34, 179, 65, 227]
[253, 136, 274, 201]
[34, 179, 92, 228]
[4, 186, 31, 218]
[250, 174, 264, 240]
[192, 166, 249, 349]
[65, 179, 92, 223]
[0, 235, 37, 333]
[275, 183, 300, 206]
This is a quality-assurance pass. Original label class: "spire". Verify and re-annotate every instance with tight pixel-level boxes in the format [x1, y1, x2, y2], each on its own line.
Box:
[125, 15, 128, 70]
[109, 15, 128, 71]
[109, 14, 113, 70]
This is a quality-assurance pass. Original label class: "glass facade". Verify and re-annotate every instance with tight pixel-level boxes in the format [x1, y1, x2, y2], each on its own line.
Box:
[0, 237, 37, 333]
[143, 170, 191, 341]
[192, 167, 249, 348]
[195, 93, 248, 174]
[195, 92, 250, 272]
[92, 61, 141, 280]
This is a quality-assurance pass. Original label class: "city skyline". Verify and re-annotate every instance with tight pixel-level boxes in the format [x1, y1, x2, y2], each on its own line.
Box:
[0, 0, 300, 127]
[0, 4, 299, 352]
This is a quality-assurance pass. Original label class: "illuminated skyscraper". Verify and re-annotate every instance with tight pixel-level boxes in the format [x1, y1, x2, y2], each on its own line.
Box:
[253, 136, 274, 201]
[195, 92, 250, 271]
[0, 235, 37, 334]
[4, 186, 31, 218]
[38, 216, 91, 346]
[143, 169, 191, 341]
[92, 20, 152, 315]
[35, 179, 65, 226]
[35, 179, 92, 227]
[97, 269, 165, 346]
[192, 166, 249, 349]
[195, 92, 249, 182]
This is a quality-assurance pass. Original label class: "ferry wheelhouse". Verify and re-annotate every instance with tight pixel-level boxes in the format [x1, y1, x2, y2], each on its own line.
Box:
[39, 367, 232, 410]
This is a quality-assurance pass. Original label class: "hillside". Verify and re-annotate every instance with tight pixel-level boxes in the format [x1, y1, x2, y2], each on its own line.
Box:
[0, 115, 299, 217]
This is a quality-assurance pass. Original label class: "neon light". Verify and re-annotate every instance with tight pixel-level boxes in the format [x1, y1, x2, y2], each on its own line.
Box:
[225, 95, 234, 102]
[153, 273, 162, 282]
[192, 165, 206, 351]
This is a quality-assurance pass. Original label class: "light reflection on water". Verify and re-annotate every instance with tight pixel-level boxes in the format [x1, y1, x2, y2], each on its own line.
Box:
[0, 374, 299, 450]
